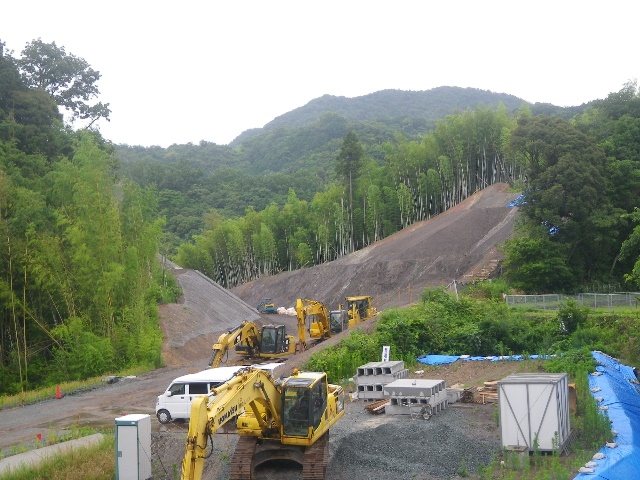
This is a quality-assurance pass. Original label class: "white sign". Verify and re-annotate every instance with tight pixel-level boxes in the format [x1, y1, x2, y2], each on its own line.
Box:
[381, 346, 390, 362]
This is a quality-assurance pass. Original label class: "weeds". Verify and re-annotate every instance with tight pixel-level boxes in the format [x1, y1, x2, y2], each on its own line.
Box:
[0, 434, 114, 480]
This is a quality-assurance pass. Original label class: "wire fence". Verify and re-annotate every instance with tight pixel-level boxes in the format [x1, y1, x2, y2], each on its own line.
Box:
[505, 292, 640, 310]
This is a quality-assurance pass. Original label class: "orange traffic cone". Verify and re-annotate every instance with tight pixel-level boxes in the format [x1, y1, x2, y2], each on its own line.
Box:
[55, 384, 61, 399]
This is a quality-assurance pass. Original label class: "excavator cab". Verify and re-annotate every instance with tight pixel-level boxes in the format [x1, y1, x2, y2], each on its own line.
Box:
[259, 324, 289, 355]
[282, 375, 328, 437]
[329, 309, 348, 334]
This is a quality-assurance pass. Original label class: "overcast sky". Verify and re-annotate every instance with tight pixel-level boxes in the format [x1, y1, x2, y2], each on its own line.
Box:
[2, 1, 639, 148]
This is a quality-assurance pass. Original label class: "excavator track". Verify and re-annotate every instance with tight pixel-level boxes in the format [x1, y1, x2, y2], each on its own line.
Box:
[229, 434, 330, 480]
[302, 432, 329, 480]
[229, 436, 257, 480]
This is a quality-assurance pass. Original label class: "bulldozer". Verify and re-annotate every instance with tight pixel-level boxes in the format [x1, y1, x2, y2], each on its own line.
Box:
[181, 366, 345, 479]
[343, 295, 379, 327]
[209, 321, 296, 368]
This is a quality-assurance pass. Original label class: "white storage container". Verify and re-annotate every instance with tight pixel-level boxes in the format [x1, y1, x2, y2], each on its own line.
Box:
[498, 373, 570, 451]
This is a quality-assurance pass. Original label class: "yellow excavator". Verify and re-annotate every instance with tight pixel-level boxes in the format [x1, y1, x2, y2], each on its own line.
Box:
[295, 296, 378, 344]
[181, 366, 345, 479]
[209, 321, 296, 368]
[295, 298, 336, 344]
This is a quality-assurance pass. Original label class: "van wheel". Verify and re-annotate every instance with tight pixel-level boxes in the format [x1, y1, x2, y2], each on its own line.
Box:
[157, 409, 171, 424]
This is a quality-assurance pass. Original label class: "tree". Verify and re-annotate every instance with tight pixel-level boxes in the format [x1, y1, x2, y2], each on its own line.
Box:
[510, 116, 613, 283]
[17, 39, 110, 127]
[502, 234, 576, 293]
[620, 208, 640, 288]
[335, 131, 364, 253]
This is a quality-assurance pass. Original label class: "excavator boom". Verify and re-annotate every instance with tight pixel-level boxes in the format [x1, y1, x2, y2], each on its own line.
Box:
[296, 298, 332, 341]
[181, 367, 345, 480]
[209, 321, 296, 368]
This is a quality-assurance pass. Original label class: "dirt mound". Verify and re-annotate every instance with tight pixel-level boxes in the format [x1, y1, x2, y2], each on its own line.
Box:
[231, 183, 519, 311]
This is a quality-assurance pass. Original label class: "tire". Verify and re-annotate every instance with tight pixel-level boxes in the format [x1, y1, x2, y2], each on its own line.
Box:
[156, 409, 172, 424]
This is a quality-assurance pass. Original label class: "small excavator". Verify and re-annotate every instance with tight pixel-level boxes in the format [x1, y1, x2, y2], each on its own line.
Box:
[181, 366, 345, 479]
[256, 298, 276, 314]
[295, 298, 336, 344]
[209, 321, 296, 368]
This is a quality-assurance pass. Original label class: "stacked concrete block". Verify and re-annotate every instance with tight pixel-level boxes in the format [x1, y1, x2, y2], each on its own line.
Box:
[446, 387, 463, 404]
[384, 378, 448, 416]
[354, 361, 408, 400]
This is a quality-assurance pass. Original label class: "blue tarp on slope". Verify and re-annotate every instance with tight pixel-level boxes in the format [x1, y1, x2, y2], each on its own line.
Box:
[574, 351, 640, 479]
[417, 354, 547, 366]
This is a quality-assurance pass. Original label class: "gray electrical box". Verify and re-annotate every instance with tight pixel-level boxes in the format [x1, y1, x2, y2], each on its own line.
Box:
[115, 414, 152, 480]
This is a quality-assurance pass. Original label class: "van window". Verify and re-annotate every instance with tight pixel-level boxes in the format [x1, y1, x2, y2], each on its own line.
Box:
[169, 383, 185, 395]
[189, 382, 209, 395]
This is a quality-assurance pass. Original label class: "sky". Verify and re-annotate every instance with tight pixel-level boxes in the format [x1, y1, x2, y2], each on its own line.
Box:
[2, 1, 639, 148]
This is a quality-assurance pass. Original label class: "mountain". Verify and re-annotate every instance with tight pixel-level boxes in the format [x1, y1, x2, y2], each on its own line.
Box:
[230, 86, 529, 145]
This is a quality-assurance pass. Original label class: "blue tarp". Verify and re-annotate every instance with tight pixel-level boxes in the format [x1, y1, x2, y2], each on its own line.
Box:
[417, 353, 549, 366]
[574, 351, 640, 479]
[508, 194, 526, 207]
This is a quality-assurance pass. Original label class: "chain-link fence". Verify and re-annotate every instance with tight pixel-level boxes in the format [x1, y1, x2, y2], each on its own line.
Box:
[505, 292, 640, 310]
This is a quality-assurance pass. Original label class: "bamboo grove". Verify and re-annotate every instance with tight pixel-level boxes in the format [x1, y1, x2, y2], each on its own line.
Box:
[174, 104, 526, 289]
[0, 42, 167, 394]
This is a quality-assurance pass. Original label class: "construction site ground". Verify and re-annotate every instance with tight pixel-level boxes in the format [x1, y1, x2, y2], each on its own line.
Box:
[0, 183, 533, 479]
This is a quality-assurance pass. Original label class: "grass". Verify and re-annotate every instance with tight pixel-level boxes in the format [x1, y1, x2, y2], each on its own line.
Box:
[0, 425, 104, 461]
[0, 434, 114, 480]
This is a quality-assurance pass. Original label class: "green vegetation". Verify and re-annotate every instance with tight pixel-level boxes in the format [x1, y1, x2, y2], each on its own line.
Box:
[304, 287, 620, 479]
[0, 433, 114, 480]
[2, 35, 639, 411]
[0, 40, 180, 395]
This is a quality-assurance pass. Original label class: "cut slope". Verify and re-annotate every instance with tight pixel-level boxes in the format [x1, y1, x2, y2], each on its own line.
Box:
[231, 183, 519, 310]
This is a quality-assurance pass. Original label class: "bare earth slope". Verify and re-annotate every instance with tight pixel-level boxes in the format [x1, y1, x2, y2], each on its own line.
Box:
[159, 268, 263, 366]
[232, 183, 519, 310]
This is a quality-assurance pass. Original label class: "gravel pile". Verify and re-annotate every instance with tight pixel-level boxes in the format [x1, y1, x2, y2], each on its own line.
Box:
[151, 399, 501, 480]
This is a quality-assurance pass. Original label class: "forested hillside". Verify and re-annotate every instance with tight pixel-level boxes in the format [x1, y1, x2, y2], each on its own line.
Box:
[167, 85, 640, 296]
[116, 87, 588, 251]
[0, 40, 170, 395]
[2, 35, 639, 397]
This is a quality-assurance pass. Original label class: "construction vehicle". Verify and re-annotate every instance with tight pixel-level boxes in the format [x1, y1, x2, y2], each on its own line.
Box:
[343, 295, 379, 327]
[295, 297, 377, 344]
[209, 321, 296, 368]
[181, 366, 345, 479]
[256, 298, 276, 314]
[295, 298, 342, 345]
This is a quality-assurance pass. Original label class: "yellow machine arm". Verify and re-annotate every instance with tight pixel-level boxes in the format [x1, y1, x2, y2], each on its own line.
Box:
[181, 367, 282, 480]
[181, 366, 345, 480]
[296, 298, 331, 341]
[209, 322, 261, 367]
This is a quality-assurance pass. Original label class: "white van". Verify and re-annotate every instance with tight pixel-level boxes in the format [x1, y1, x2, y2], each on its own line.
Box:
[155, 363, 283, 424]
